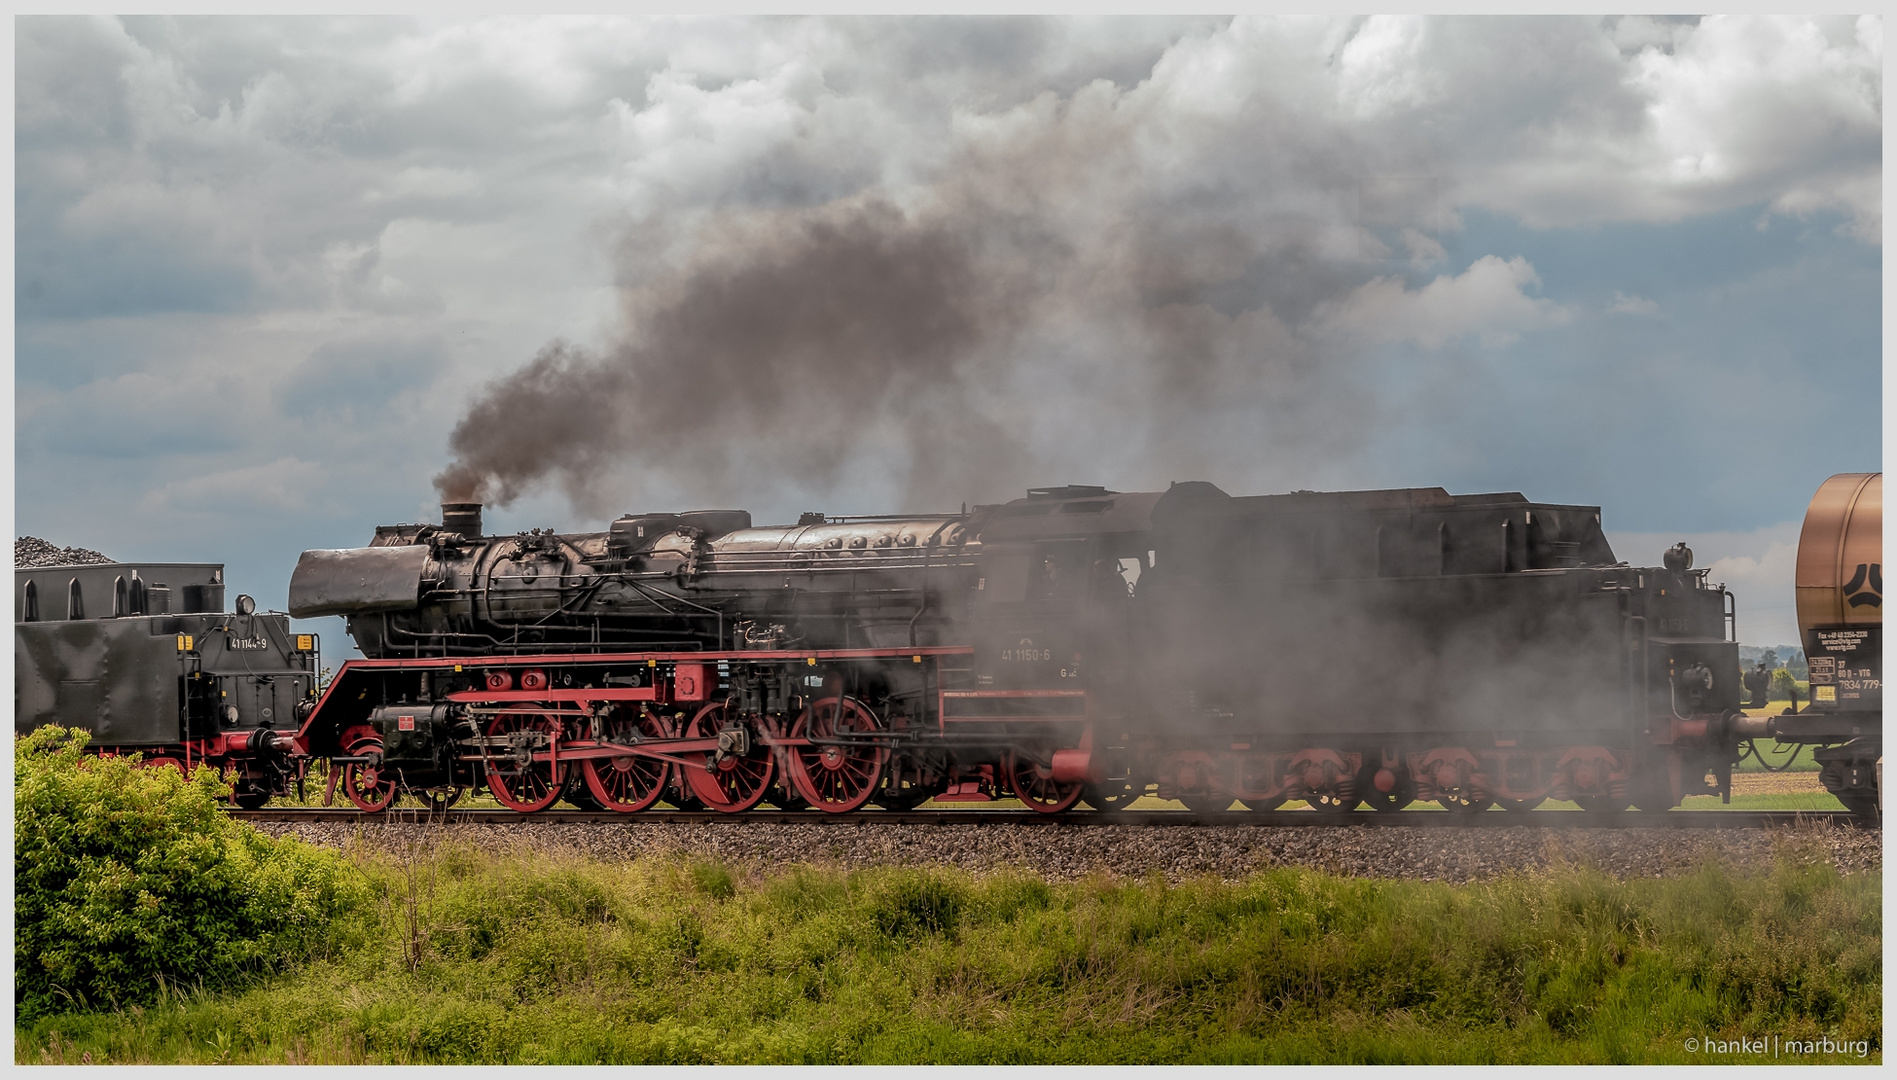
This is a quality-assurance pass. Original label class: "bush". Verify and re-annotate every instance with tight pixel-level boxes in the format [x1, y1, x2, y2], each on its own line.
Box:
[14, 726, 366, 1021]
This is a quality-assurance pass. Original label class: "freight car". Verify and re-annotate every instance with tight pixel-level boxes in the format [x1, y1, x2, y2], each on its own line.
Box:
[1764, 473, 1881, 816]
[14, 560, 319, 807]
[282, 482, 1761, 816]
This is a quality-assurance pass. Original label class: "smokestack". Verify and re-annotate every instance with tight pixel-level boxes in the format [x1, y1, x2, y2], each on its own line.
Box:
[441, 502, 483, 539]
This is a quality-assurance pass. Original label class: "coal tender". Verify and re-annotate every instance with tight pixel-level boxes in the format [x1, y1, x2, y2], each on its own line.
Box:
[14, 560, 319, 807]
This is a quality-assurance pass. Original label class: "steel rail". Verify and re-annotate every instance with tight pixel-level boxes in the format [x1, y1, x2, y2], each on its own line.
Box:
[231, 807, 1873, 829]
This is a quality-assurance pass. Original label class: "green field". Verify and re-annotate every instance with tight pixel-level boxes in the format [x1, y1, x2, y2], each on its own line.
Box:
[19, 843, 1880, 1065]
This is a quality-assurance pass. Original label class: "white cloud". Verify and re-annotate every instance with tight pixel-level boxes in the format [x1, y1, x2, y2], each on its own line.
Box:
[1317, 255, 1571, 349]
[1608, 290, 1659, 315]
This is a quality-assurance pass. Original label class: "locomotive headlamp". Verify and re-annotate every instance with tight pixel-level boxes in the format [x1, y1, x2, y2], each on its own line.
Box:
[235, 594, 256, 616]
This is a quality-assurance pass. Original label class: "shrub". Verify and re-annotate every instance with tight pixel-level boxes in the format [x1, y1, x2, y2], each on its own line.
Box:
[14, 726, 366, 1021]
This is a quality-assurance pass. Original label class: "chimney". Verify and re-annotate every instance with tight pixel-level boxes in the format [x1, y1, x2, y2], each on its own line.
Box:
[441, 502, 483, 538]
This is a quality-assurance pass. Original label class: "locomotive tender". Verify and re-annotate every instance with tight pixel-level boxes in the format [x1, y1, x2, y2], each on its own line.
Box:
[14, 561, 318, 807]
[280, 481, 1772, 816]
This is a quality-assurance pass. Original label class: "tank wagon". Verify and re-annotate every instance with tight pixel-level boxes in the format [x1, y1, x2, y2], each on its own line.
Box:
[1765, 473, 1881, 816]
[281, 483, 1763, 816]
[14, 561, 319, 807]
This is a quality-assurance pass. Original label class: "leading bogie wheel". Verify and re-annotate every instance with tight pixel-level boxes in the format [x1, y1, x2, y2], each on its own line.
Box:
[483, 709, 567, 813]
[232, 789, 272, 811]
[682, 703, 775, 813]
[1005, 745, 1084, 813]
[341, 739, 398, 814]
[581, 708, 673, 814]
[786, 696, 888, 813]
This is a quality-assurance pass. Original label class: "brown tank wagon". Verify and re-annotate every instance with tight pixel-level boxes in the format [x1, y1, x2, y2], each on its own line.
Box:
[1766, 473, 1881, 816]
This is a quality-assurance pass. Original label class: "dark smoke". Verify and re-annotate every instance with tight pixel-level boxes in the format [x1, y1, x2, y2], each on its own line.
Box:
[436, 88, 1398, 518]
[435, 198, 1042, 513]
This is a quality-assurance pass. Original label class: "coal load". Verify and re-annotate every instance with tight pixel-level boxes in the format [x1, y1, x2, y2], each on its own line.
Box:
[14, 537, 114, 568]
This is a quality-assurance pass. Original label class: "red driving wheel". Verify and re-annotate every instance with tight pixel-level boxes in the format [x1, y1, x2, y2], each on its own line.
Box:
[785, 697, 888, 814]
[1005, 744, 1084, 813]
[582, 708, 674, 813]
[682, 703, 774, 813]
[483, 709, 567, 813]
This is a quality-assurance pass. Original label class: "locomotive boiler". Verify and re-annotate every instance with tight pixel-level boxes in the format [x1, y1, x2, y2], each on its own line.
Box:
[281, 481, 1765, 817]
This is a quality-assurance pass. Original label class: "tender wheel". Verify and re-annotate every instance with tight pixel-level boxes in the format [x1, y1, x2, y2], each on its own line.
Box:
[1360, 764, 1414, 812]
[1083, 778, 1143, 812]
[682, 704, 774, 813]
[341, 739, 397, 814]
[1573, 795, 1624, 814]
[1239, 796, 1287, 811]
[1178, 794, 1236, 814]
[139, 755, 188, 777]
[1005, 745, 1084, 813]
[482, 710, 567, 813]
[581, 708, 673, 814]
[1439, 792, 1495, 815]
[786, 697, 888, 813]
[1307, 790, 1361, 817]
[1495, 796, 1546, 813]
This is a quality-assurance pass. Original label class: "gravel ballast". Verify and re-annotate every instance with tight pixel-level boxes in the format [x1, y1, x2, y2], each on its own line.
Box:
[249, 819, 1880, 883]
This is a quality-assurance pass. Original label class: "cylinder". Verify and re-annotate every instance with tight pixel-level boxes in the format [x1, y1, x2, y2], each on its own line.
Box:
[441, 502, 483, 539]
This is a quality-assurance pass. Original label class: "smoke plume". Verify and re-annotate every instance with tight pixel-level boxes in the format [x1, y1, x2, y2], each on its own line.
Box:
[433, 36, 1564, 519]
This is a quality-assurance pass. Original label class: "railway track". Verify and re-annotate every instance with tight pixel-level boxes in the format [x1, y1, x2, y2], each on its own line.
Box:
[233, 807, 1872, 829]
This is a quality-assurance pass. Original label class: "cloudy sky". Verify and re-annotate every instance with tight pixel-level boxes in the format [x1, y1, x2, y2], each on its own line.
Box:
[15, 15, 1882, 649]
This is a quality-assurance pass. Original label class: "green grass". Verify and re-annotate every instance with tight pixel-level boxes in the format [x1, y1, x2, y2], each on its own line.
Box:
[18, 843, 1881, 1065]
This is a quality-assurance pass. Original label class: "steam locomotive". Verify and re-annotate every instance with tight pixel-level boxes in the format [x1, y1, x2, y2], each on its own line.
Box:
[274, 481, 1786, 816]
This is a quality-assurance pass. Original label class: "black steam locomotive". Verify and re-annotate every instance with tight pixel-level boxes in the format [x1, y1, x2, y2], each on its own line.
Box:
[281, 483, 1752, 816]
